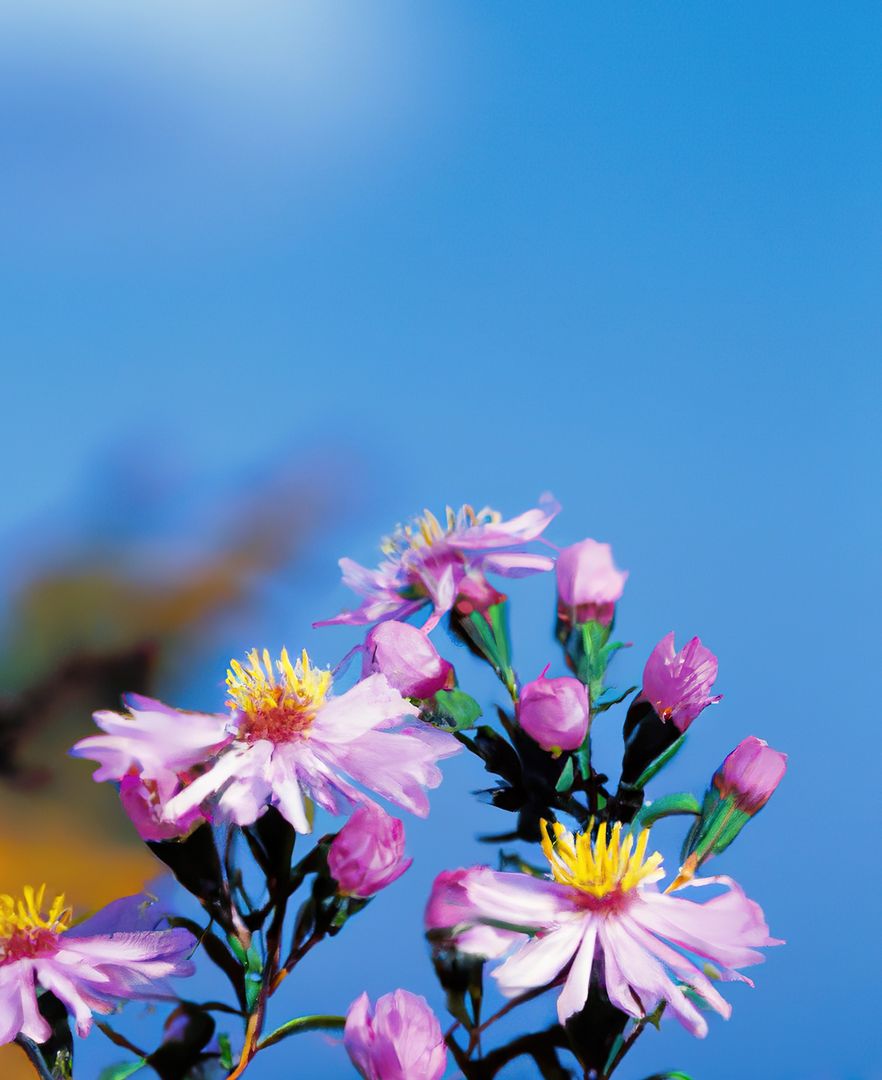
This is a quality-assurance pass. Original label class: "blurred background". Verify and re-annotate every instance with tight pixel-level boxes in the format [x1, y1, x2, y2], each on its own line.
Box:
[2, 1, 880, 1077]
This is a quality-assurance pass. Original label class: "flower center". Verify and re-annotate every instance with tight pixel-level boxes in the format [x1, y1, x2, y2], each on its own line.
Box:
[380, 504, 502, 556]
[0, 885, 71, 964]
[540, 820, 664, 904]
[226, 648, 332, 743]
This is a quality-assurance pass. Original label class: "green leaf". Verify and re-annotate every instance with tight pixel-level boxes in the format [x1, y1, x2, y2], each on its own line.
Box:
[634, 733, 688, 789]
[219, 1033, 234, 1070]
[632, 792, 701, 830]
[426, 688, 483, 732]
[97, 1062, 146, 1080]
[555, 757, 575, 793]
[257, 1015, 346, 1051]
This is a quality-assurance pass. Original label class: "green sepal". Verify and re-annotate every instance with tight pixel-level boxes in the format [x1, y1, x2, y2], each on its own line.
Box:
[555, 756, 575, 793]
[452, 601, 516, 696]
[684, 791, 751, 863]
[424, 688, 483, 732]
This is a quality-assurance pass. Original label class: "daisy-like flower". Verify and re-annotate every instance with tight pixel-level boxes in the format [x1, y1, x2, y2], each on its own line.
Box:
[426, 819, 779, 1037]
[317, 496, 560, 630]
[155, 648, 461, 833]
[0, 887, 195, 1045]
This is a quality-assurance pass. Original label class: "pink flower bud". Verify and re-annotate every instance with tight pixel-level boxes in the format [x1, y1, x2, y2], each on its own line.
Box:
[344, 989, 447, 1080]
[328, 804, 412, 898]
[642, 631, 722, 732]
[555, 539, 627, 625]
[518, 669, 590, 752]
[119, 772, 207, 841]
[715, 736, 787, 812]
[362, 620, 454, 699]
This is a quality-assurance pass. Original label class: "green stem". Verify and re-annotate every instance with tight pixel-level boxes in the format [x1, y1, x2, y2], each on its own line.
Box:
[257, 1014, 346, 1051]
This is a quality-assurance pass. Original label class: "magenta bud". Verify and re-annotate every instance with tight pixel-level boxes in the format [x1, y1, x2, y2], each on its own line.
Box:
[642, 631, 722, 732]
[518, 669, 590, 752]
[344, 989, 447, 1080]
[362, 620, 454, 699]
[715, 736, 787, 813]
[555, 539, 627, 625]
[328, 804, 412, 898]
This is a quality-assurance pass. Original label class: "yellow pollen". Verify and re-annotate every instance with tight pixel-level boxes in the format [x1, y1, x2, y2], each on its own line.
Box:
[540, 819, 665, 899]
[0, 885, 72, 942]
[226, 648, 332, 741]
[380, 504, 503, 555]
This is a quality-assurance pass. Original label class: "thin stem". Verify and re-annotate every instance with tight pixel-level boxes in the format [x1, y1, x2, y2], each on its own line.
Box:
[467, 979, 563, 1053]
[95, 1020, 148, 1058]
[14, 1037, 54, 1080]
[256, 1014, 345, 1051]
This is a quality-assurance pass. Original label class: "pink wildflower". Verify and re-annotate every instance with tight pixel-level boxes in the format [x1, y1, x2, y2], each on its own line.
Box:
[362, 621, 454, 699]
[518, 668, 590, 752]
[715, 736, 787, 813]
[344, 989, 447, 1080]
[427, 820, 780, 1037]
[328, 805, 412, 898]
[556, 539, 628, 626]
[317, 497, 559, 631]
[642, 632, 722, 732]
[0, 888, 195, 1045]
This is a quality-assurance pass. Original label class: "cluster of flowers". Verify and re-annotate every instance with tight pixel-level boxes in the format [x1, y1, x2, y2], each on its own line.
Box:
[5, 496, 786, 1080]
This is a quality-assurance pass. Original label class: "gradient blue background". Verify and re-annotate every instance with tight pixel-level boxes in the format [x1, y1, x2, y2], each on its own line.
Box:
[3, 2, 880, 1077]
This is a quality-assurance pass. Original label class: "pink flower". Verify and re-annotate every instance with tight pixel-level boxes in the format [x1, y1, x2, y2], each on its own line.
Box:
[518, 669, 590, 752]
[427, 820, 780, 1037]
[328, 805, 412, 898]
[152, 648, 460, 833]
[556, 539, 628, 626]
[715, 736, 787, 813]
[317, 497, 559, 631]
[344, 989, 447, 1080]
[72, 693, 233, 784]
[362, 621, 454, 699]
[0, 887, 195, 1045]
[642, 632, 722, 732]
[118, 772, 208, 842]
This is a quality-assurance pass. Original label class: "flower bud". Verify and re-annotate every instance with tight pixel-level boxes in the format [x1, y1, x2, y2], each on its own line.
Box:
[642, 631, 722, 733]
[119, 772, 207, 842]
[328, 804, 412, 898]
[556, 538, 628, 626]
[715, 736, 787, 813]
[344, 989, 447, 1080]
[518, 668, 590, 752]
[362, 620, 453, 699]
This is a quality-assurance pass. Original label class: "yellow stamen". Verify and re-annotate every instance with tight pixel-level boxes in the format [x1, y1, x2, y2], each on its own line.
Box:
[380, 504, 503, 555]
[0, 885, 72, 942]
[226, 647, 331, 741]
[540, 819, 665, 899]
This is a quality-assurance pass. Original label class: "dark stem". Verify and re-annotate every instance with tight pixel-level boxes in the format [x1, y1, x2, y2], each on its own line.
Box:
[14, 1037, 54, 1080]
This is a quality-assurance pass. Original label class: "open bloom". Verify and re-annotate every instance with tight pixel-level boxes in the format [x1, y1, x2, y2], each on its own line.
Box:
[556, 539, 628, 625]
[317, 497, 559, 631]
[0, 887, 195, 1045]
[152, 648, 460, 833]
[344, 989, 446, 1080]
[714, 736, 787, 813]
[426, 820, 779, 1037]
[518, 668, 590, 752]
[362, 620, 454, 699]
[328, 805, 412, 898]
[642, 632, 722, 732]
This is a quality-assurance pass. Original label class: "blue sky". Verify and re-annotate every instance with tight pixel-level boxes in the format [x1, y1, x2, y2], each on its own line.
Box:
[3, 2, 881, 1077]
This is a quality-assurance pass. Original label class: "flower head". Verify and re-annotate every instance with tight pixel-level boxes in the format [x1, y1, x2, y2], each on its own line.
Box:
[427, 819, 779, 1037]
[642, 632, 722, 732]
[0, 888, 195, 1045]
[156, 647, 460, 833]
[556, 539, 628, 626]
[328, 805, 412, 898]
[518, 669, 590, 752]
[715, 736, 787, 813]
[318, 497, 559, 630]
[344, 989, 446, 1080]
[362, 621, 454, 700]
